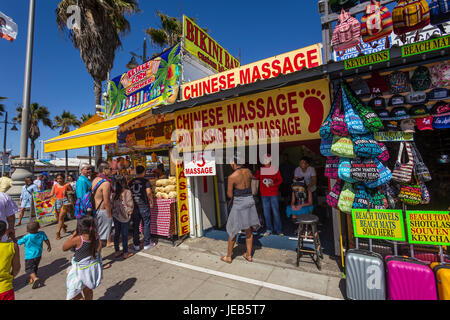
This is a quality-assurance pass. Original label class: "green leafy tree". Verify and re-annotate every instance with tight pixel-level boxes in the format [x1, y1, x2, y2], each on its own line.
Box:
[108, 81, 127, 116]
[56, 0, 140, 165]
[54, 111, 82, 176]
[14, 103, 53, 159]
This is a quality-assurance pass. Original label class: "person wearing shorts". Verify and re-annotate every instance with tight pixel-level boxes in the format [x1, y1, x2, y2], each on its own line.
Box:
[48, 174, 73, 240]
[17, 177, 39, 226]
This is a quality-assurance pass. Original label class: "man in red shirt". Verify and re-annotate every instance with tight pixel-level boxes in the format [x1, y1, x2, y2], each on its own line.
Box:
[254, 154, 283, 236]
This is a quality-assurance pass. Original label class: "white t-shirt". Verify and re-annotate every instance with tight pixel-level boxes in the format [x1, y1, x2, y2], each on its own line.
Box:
[0, 193, 18, 242]
[294, 166, 317, 192]
[34, 179, 42, 190]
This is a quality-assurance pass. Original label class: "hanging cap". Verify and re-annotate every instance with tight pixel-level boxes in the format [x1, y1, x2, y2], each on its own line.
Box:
[409, 105, 430, 118]
[388, 94, 406, 106]
[416, 116, 434, 131]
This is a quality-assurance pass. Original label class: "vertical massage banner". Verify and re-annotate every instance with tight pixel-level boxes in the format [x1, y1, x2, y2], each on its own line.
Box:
[33, 191, 56, 224]
[107, 43, 182, 117]
[176, 161, 190, 236]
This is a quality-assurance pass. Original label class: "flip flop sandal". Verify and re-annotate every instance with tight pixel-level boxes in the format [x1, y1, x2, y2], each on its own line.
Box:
[242, 254, 253, 262]
[32, 279, 40, 289]
[123, 252, 135, 259]
[103, 263, 112, 270]
[220, 256, 232, 264]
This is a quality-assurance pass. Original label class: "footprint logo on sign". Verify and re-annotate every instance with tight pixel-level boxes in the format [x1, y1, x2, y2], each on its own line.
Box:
[299, 89, 326, 133]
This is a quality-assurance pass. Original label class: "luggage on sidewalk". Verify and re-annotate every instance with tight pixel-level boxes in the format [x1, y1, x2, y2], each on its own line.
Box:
[385, 244, 437, 300]
[345, 238, 386, 300]
[358, 239, 394, 259]
[400, 244, 450, 265]
[430, 247, 450, 300]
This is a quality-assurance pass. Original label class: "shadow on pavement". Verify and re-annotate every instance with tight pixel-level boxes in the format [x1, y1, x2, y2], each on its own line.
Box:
[98, 278, 137, 300]
[13, 258, 71, 292]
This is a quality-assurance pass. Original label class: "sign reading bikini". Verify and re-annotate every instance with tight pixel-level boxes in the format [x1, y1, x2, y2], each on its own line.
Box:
[175, 79, 331, 152]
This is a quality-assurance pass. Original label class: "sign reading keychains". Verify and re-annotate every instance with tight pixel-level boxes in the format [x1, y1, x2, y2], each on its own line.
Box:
[352, 209, 406, 241]
[33, 190, 56, 224]
[406, 211, 450, 246]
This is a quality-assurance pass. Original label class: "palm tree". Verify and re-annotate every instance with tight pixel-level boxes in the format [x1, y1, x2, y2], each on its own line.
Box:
[56, 0, 140, 167]
[80, 113, 93, 165]
[145, 12, 209, 52]
[54, 111, 82, 177]
[14, 103, 53, 159]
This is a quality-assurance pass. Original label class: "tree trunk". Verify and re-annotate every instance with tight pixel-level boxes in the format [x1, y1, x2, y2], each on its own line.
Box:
[65, 149, 69, 178]
[30, 139, 35, 160]
[94, 79, 102, 168]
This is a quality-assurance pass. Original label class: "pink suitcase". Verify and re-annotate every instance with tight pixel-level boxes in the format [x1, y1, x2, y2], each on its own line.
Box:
[385, 255, 438, 300]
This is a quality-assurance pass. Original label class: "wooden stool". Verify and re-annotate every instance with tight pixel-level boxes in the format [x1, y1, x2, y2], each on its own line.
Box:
[294, 214, 323, 270]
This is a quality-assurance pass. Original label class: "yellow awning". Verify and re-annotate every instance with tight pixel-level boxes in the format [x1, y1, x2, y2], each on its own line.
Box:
[44, 108, 151, 153]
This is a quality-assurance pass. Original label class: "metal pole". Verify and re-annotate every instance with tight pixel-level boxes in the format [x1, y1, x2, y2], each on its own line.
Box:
[20, 0, 36, 158]
[2, 112, 7, 176]
[143, 37, 147, 63]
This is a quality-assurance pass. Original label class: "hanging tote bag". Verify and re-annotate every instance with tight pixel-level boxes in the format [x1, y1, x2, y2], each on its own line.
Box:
[352, 134, 383, 158]
[392, 0, 431, 43]
[392, 142, 415, 183]
[410, 141, 432, 182]
[338, 158, 357, 183]
[418, 179, 430, 204]
[338, 182, 356, 214]
[325, 157, 340, 179]
[377, 142, 390, 162]
[429, 0, 450, 30]
[398, 177, 423, 205]
[320, 86, 341, 140]
[330, 103, 350, 137]
[352, 184, 371, 209]
[331, 136, 356, 158]
[381, 183, 398, 209]
[327, 179, 344, 209]
[320, 139, 334, 157]
[369, 188, 389, 209]
[365, 159, 392, 188]
[342, 86, 368, 136]
[332, 9, 363, 57]
[350, 157, 380, 182]
[361, 0, 393, 49]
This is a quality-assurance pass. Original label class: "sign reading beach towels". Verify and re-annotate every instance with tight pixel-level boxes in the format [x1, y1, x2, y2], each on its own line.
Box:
[406, 211, 450, 246]
[352, 209, 406, 241]
[33, 191, 56, 224]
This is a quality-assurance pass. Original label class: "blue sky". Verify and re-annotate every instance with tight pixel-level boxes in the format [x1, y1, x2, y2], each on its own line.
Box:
[0, 0, 323, 159]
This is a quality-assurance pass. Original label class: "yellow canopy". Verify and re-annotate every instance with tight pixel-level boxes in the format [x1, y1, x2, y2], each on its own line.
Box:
[44, 108, 151, 153]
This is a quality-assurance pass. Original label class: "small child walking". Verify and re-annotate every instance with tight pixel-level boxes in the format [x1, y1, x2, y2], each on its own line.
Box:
[0, 221, 21, 300]
[63, 215, 103, 300]
[17, 221, 51, 289]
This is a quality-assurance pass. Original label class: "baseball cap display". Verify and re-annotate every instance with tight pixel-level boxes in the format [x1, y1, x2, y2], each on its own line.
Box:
[409, 105, 430, 118]
[390, 107, 410, 120]
[416, 116, 434, 131]
[400, 119, 416, 133]
[410, 65, 431, 91]
[385, 121, 399, 131]
[368, 97, 386, 110]
[405, 91, 427, 105]
[388, 94, 406, 106]
[376, 110, 390, 121]
[350, 75, 370, 96]
[427, 88, 449, 101]
[431, 101, 450, 129]
[367, 71, 390, 95]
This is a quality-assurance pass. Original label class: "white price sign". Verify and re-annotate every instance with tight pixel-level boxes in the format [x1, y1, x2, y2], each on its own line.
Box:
[184, 151, 216, 176]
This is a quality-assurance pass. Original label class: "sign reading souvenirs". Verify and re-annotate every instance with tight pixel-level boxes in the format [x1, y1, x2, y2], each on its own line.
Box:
[183, 15, 240, 73]
[344, 50, 390, 70]
[176, 161, 190, 236]
[352, 209, 406, 241]
[106, 44, 181, 117]
[374, 131, 414, 142]
[175, 79, 331, 152]
[402, 34, 450, 57]
[182, 44, 322, 100]
[406, 211, 450, 246]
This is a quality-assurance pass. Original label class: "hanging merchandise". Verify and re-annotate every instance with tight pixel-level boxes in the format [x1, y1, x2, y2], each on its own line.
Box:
[320, 138, 334, 157]
[388, 94, 406, 107]
[342, 86, 369, 135]
[367, 70, 390, 95]
[410, 105, 434, 131]
[410, 141, 432, 182]
[381, 183, 399, 209]
[353, 134, 383, 158]
[330, 101, 350, 136]
[392, 0, 431, 44]
[327, 179, 344, 208]
[320, 85, 341, 140]
[431, 101, 450, 129]
[430, 61, 450, 88]
[365, 158, 393, 188]
[377, 142, 390, 162]
[392, 142, 415, 183]
[338, 158, 357, 183]
[387, 71, 411, 94]
[352, 184, 371, 209]
[325, 156, 340, 179]
[429, 0, 450, 30]
[330, 0, 360, 13]
[427, 88, 449, 101]
[405, 91, 428, 105]
[398, 177, 423, 205]
[360, 0, 393, 49]
[418, 179, 431, 204]
[350, 75, 371, 96]
[332, 9, 363, 57]
[338, 182, 356, 214]
[331, 136, 357, 158]
[368, 188, 389, 209]
[350, 157, 380, 182]
[410, 66, 432, 91]
[400, 118, 416, 133]
[368, 96, 387, 110]
[389, 106, 411, 120]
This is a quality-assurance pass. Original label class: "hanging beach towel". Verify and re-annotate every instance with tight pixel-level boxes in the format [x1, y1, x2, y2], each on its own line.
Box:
[342, 86, 368, 135]
[365, 158, 392, 188]
[352, 134, 383, 158]
[350, 157, 380, 182]
[338, 158, 357, 183]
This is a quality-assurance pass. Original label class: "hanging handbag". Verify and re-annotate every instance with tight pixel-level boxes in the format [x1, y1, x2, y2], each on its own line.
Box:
[418, 179, 430, 204]
[327, 179, 344, 209]
[332, 9, 363, 57]
[392, 0, 431, 44]
[350, 157, 380, 182]
[377, 142, 390, 162]
[320, 139, 334, 157]
[338, 182, 356, 214]
[325, 157, 340, 179]
[365, 158, 392, 188]
[361, 0, 393, 49]
[398, 176, 423, 205]
[369, 188, 389, 209]
[320, 86, 341, 140]
[338, 158, 357, 183]
[381, 183, 398, 209]
[331, 136, 356, 158]
[342, 86, 369, 136]
[330, 102, 350, 137]
[353, 134, 383, 158]
[410, 141, 432, 182]
[429, 0, 450, 29]
[352, 184, 370, 209]
[392, 142, 415, 183]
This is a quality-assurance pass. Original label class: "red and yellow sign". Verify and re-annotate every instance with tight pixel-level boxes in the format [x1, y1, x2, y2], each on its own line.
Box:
[406, 211, 450, 246]
[176, 161, 190, 236]
[184, 15, 240, 74]
[175, 79, 331, 151]
[182, 44, 322, 101]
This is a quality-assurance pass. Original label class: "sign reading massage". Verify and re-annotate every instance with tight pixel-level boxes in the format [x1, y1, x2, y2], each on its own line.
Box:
[182, 44, 322, 101]
[352, 209, 406, 241]
[406, 211, 450, 246]
[175, 79, 331, 152]
[183, 15, 240, 73]
[106, 43, 181, 117]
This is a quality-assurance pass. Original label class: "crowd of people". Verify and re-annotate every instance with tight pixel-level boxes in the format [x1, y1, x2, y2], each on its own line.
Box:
[0, 160, 161, 300]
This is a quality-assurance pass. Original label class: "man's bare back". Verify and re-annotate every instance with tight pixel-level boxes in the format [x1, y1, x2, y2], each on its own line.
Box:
[92, 177, 111, 211]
